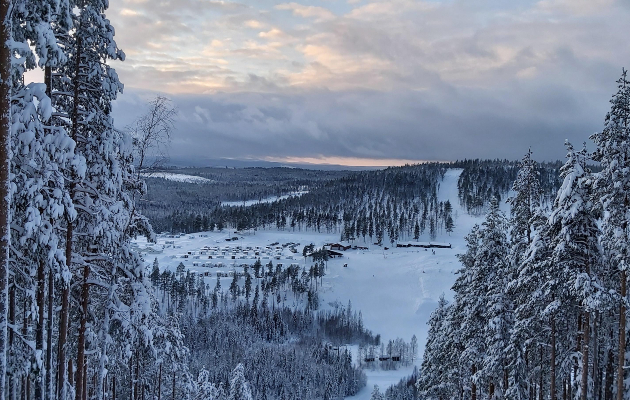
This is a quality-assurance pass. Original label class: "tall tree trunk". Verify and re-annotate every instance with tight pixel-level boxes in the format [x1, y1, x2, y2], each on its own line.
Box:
[617, 270, 626, 400]
[81, 363, 86, 400]
[22, 298, 27, 400]
[134, 352, 139, 400]
[75, 265, 89, 400]
[551, 319, 557, 400]
[57, 219, 72, 399]
[56, 280, 70, 399]
[0, 0, 12, 394]
[67, 360, 73, 390]
[9, 282, 15, 400]
[540, 344, 544, 400]
[172, 370, 175, 400]
[582, 310, 590, 400]
[129, 356, 133, 400]
[471, 364, 476, 400]
[59, 31, 82, 400]
[157, 364, 162, 400]
[35, 261, 45, 400]
[593, 311, 600, 400]
[96, 271, 116, 400]
[44, 65, 54, 400]
[604, 344, 615, 400]
[571, 312, 582, 400]
[45, 272, 53, 400]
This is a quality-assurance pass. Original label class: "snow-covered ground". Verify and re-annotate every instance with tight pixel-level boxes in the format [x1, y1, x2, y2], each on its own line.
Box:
[134, 168, 482, 398]
[142, 172, 215, 184]
[221, 190, 309, 207]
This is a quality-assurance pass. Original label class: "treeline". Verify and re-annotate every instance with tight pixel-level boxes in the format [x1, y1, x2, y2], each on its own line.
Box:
[419, 71, 630, 400]
[454, 158, 562, 215]
[139, 167, 350, 225]
[149, 164, 454, 245]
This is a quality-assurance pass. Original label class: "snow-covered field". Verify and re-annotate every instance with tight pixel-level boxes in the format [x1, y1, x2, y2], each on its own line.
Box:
[142, 172, 215, 184]
[221, 190, 309, 207]
[134, 168, 482, 398]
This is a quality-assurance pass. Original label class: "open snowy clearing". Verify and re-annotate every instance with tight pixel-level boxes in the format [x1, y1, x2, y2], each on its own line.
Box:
[142, 172, 215, 184]
[221, 190, 309, 207]
[134, 168, 483, 398]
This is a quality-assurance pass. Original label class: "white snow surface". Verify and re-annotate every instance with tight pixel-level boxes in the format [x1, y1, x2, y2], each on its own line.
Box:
[143, 172, 215, 184]
[135, 168, 482, 398]
[221, 191, 309, 207]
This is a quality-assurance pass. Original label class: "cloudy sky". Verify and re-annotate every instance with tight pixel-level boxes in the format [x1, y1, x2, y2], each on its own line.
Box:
[108, 0, 630, 166]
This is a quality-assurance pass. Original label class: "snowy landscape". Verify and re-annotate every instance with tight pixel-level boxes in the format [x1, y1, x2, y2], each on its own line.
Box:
[1, 0, 629, 399]
[133, 169, 478, 398]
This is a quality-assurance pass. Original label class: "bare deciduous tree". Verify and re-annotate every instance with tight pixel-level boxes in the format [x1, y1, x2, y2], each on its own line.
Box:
[129, 96, 177, 174]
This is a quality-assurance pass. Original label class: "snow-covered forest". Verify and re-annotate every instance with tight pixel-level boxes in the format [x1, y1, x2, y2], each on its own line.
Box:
[0, 0, 629, 398]
[418, 71, 630, 400]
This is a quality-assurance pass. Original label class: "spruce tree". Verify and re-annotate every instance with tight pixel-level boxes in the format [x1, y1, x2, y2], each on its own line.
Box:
[590, 68, 630, 400]
[508, 149, 542, 266]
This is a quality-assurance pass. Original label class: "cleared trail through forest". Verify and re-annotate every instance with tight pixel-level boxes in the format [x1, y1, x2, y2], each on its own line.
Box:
[343, 168, 482, 399]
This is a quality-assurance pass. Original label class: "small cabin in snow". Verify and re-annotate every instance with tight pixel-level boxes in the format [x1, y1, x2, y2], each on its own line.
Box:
[328, 243, 351, 251]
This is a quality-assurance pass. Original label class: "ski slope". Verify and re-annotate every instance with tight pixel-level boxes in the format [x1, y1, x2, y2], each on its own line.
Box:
[134, 168, 482, 397]
[343, 168, 482, 398]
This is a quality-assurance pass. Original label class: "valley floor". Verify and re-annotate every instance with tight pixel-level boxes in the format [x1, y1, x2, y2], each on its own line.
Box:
[134, 168, 482, 398]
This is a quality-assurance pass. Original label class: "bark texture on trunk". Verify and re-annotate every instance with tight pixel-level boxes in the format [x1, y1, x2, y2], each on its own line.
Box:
[617, 270, 626, 400]
[74, 265, 90, 400]
[35, 261, 45, 400]
[551, 319, 556, 400]
[582, 310, 590, 400]
[0, 0, 12, 395]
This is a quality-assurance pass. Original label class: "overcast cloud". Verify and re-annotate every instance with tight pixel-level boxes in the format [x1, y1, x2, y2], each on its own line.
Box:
[109, 0, 630, 165]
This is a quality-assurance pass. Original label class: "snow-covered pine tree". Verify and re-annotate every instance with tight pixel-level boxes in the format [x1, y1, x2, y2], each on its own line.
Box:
[45, 0, 163, 398]
[449, 223, 482, 398]
[446, 198, 510, 399]
[6, 1, 74, 398]
[369, 384, 384, 400]
[455, 221, 487, 399]
[0, 1, 9, 391]
[418, 295, 459, 399]
[9, 82, 76, 400]
[590, 68, 630, 400]
[475, 197, 511, 397]
[228, 363, 253, 400]
[505, 150, 543, 398]
[508, 149, 542, 256]
[193, 368, 226, 400]
[506, 206, 553, 400]
[548, 141, 607, 400]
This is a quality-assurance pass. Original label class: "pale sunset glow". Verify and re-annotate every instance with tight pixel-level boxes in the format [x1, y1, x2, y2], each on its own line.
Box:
[107, 0, 630, 166]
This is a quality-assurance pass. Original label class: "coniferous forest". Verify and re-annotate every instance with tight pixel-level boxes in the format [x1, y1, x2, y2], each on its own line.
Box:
[418, 72, 630, 400]
[0, 0, 628, 398]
